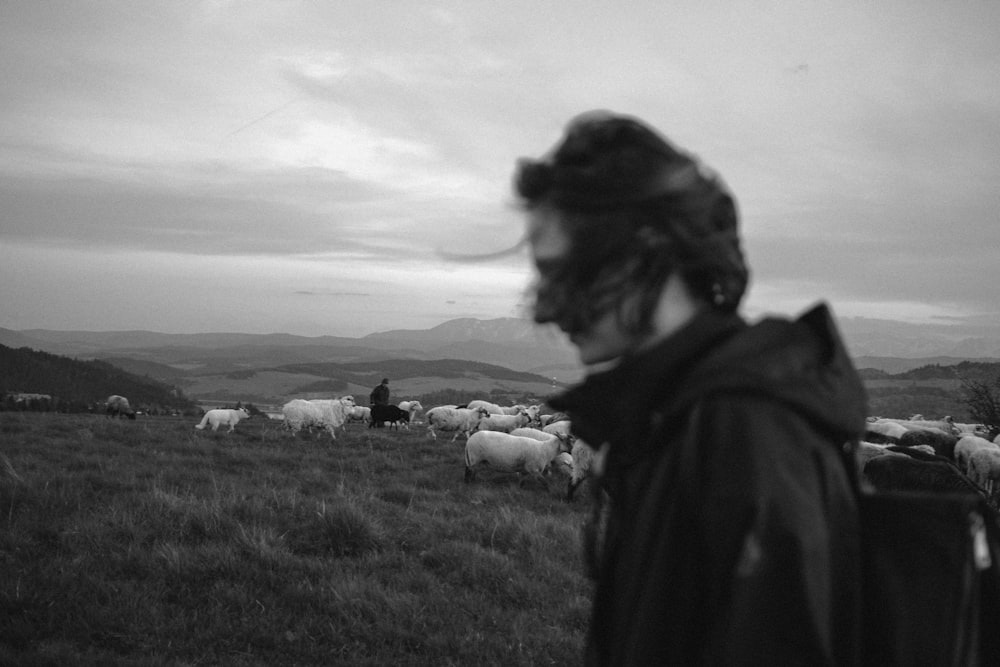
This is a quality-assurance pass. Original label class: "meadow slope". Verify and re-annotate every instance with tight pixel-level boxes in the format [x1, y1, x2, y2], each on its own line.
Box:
[0, 413, 592, 666]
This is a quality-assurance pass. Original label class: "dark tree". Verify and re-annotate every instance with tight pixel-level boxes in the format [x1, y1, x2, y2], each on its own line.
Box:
[960, 374, 1000, 438]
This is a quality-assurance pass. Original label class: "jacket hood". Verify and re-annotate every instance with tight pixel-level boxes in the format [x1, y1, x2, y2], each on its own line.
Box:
[551, 303, 869, 452]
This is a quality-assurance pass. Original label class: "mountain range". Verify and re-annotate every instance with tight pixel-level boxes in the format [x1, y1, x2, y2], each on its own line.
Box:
[3, 314, 1000, 389]
[3, 315, 1000, 414]
[5, 315, 1000, 370]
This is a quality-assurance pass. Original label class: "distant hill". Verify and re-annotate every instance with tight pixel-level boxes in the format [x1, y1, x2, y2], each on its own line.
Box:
[0, 320, 582, 380]
[854, 356, 1000, 375]
[856, 360, 1000, 422]
[0, 344, 199, 413]
[7, 316, 1000, 416]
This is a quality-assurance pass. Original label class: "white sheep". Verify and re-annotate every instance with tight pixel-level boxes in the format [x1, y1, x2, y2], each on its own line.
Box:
[476, 407, 534, 434]
[542, 420, 572, 437]
[954, 435, 1000, 475]
[346, 406, 371, 424]
[398, 400, 424, 426]
[426, 406, 491, 441]
[877, 416, 961, 437]
[194, 407, 250, 433]
[509, 427, 574, 474]
[464, 430, 571, 485]
[865, 420, 908, 442]
[968, 447, 1000, 498]
[281, 395, 356, 440]
[551, 452, 573, 477]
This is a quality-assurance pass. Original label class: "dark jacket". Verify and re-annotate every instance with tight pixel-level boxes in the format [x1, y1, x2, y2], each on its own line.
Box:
[551, 303, 868, 666]
[369, 383, 390, 406]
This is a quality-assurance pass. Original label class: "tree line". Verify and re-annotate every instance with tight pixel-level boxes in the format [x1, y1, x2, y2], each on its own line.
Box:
[0, 345, 198, 415]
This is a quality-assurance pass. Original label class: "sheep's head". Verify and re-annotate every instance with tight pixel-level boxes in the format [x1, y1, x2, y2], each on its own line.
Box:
[555, 432, 575, 453]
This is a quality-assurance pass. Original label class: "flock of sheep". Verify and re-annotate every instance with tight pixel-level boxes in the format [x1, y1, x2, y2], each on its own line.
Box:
[179, 393, 600, 498]
[113, 391, 1000, 505]
[859, 415, 1000, 506]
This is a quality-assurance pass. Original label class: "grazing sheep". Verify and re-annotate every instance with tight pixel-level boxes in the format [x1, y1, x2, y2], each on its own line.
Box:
[106, 395, 136, 420]
[425, 406, 491, 441]
[464, 430, 571, 485]
[567, 439, 607, 501]
[195, 407, 250, 433]
[511, 425, 605, 500]
[551, 452, 574, 477]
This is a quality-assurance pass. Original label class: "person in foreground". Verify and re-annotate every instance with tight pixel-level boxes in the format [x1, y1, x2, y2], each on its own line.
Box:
[515, 111, 869, 665]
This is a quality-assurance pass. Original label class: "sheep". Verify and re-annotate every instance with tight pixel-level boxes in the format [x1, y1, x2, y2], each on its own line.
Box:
[968, 447, 1000, 500]
[863, 449, 984, 496]
[465, 399, 528, 416]
[896, 428, 959, 460]
[864, 420, 907, 443]
[476, 407, 534, 434]
[952, 421, 992, 438]
[425, 406, 491, 441]
[369, 404, 410, 430]
[398, 400, 424, 425]
[566, 439, 607, 501]
[464, 399, 507, 415]
[878, 416, 961, 437]
[509, 426, 562, 442]
[281, 395, 356, 440]
[542, 420, 573, 437]
[538, 411, 570, 428]
[517, 422, 606, 501]
[346, 406, 371, 424]
[195, 407, 250, 433]
[551, 452, 573, 477]
[854, 442, 907, 478]
[464, 430, 571, 486]
[106, 395, 136, 420]
[509, 427, 574, 473]
[954, 435, 1000, 476]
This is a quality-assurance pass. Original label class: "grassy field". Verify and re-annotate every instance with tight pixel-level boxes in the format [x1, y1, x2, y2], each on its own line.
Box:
[0, 412, 593, 666]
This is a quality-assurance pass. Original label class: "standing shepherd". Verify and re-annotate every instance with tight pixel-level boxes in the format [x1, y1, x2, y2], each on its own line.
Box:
[369, 378, 390, 428]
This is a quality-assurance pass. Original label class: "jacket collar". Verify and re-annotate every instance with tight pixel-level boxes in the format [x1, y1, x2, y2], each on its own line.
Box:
[550, 309, 746, 451]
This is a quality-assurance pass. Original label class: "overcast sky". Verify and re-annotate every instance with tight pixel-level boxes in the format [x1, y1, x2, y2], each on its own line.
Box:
[2, 1, 998, 338]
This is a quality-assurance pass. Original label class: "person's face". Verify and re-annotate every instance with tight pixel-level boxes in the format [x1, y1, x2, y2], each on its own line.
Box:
[527, 206, 635, 365]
